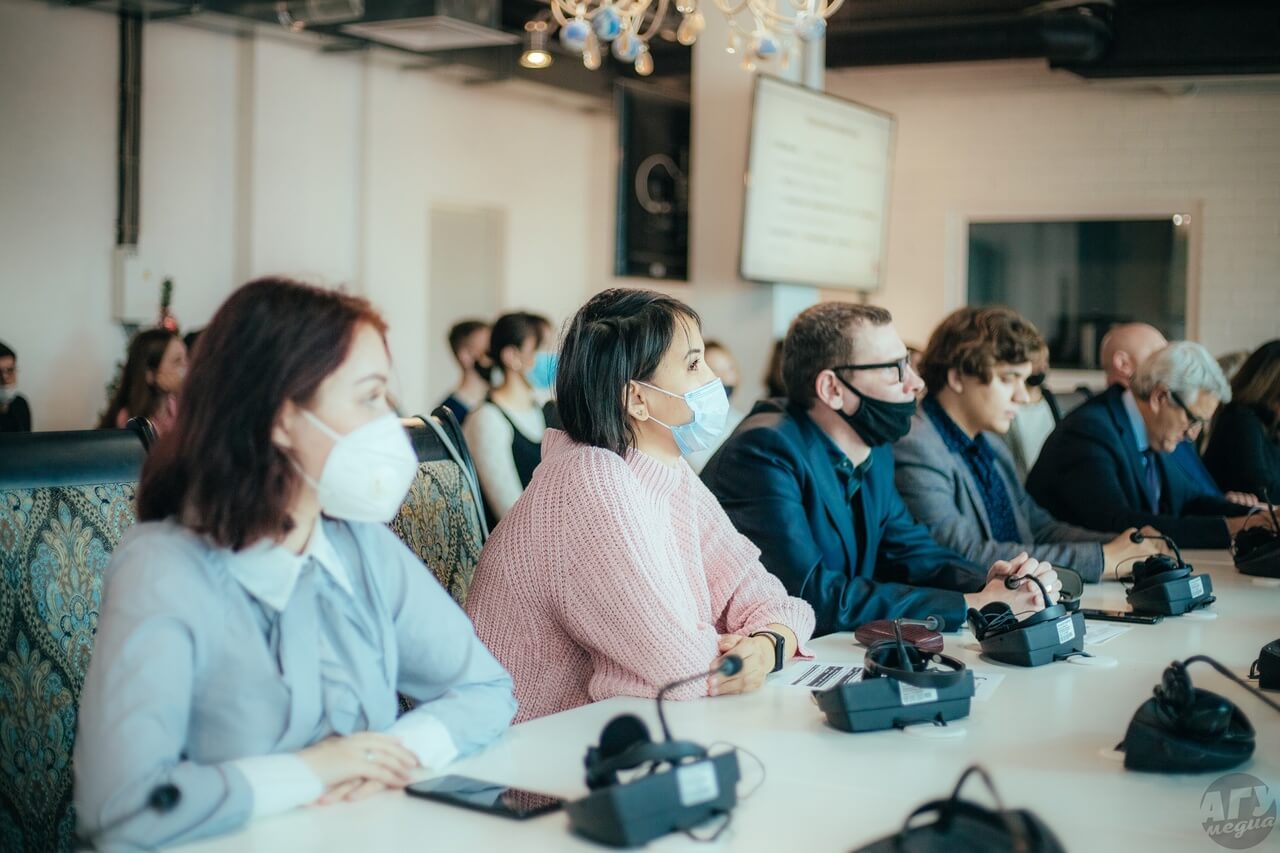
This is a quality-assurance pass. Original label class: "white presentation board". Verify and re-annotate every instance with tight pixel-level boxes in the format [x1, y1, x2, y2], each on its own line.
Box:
[740, 75, 895, 291]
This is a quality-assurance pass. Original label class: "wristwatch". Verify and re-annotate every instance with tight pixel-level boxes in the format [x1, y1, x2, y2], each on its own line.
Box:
[750, 630, 787, 673]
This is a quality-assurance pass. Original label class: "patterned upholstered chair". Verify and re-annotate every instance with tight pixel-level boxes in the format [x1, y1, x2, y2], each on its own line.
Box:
[0, 429, 147, 852]
[390, 407, 487, 608]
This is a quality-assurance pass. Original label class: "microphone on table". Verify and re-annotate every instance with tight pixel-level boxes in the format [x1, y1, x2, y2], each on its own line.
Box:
[657, 655, 742, 742]
[1004, 572, 1053, 608]
[1131, 529, 1185, 571]
[569, 656, 746, 847]
[1232, 488, 1280, 578]
[1125, 530, 1214, 616]
[890, 617, 941, 672]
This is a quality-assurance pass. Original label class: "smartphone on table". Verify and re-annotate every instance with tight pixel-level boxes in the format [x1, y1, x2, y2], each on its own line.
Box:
[1079, 608, 1163, 625]
[406, 774, 565, 820]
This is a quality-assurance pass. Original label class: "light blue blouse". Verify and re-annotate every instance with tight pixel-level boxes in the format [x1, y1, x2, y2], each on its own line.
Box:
[74, 517, 516, 850]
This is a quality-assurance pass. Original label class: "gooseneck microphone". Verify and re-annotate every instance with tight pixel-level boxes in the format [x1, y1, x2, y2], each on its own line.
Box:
[1004, 572, 1052, 609]
[891, 617, 941, 671]
[656, 654, 743, 743]
[1131, 529, 1185, 571]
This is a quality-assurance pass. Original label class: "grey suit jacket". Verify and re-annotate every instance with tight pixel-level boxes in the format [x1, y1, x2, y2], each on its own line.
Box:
[893, 409, 1111, 581]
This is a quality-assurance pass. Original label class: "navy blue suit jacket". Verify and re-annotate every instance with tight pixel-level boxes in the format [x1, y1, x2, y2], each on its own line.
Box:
[1026, 385, 1249, 548]
[701, 400, 984, 636]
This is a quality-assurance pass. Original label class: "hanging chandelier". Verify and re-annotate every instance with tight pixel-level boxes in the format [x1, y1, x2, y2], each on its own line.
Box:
[532, 0, 843, 76]
[708, 0, 844, 70]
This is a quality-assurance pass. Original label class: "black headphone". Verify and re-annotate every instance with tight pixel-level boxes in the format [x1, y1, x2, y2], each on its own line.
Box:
[1129, 554, 1191, 589]
[1232, 499, 1280, 578]
[863, 640, 969, 689]
[968, 573, 1067, 640]
[583, 715, 708, 790]
[1121, 657, 1280, 773]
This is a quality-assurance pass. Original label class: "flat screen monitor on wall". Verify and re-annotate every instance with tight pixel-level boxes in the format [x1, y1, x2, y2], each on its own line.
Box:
[739, 75, 895, 291]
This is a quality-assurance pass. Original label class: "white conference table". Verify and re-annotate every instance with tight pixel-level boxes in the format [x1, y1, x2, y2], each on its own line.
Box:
[176, 550, 1279, 852]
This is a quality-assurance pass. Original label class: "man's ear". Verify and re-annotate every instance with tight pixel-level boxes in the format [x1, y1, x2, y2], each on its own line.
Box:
[816, 370, 844, 411]
[1149, 385, 1172, 413]
[946, 367, 965, 395]
[1114, 351, 1132, 379]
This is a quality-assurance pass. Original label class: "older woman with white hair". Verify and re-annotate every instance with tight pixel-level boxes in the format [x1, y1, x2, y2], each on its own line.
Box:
[1027, 341, 1260, 549]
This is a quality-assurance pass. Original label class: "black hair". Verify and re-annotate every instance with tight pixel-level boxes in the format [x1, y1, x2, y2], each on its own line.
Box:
[183, 328, 203, 359]
[0, 341, 14, 361]
[447, 319, 488, 357]
[486, 312, 545, 385]
[556, 288, 701, 457]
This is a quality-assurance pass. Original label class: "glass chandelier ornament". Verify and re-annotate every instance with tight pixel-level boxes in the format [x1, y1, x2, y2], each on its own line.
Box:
[543, 1, 697, 76]
[707, 0, 843, 70]
[531, 0, 840, 75]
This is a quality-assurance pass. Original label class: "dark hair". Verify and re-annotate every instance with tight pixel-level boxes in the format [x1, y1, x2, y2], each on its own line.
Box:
[183, 328, 203, 358]
[764, 340, 787, 398]
[0, 341, 14, 361]
[447, 320, 488, 357]
[920, 306, 1045, 393]
[98, 328, 180, 428]
[783, 303, 892, 407]
[527, 312, 554, 338]
[557, 288, 701, 456]
[1230, 339, 1280, 430]
[136, 277, 388, 550]
[486, 312, 545, 384]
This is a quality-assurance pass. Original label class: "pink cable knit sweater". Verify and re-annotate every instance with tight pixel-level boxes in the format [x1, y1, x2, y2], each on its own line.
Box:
[466, 429, 815, 723]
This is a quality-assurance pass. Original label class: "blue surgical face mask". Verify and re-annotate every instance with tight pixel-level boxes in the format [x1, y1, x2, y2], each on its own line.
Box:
[636, 377, 731, 456]
[527, 351, 558, 391]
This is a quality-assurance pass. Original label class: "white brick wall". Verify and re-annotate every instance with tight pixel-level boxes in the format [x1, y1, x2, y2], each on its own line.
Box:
[823, 60, 1280, 356]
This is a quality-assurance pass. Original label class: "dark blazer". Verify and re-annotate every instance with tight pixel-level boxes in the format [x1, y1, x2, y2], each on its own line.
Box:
[1170, 440, 1223, 499]
[1026, 385, 1250, 548]
[0, 395, 31, 433]
[1203, 401, 1280, 499]
[701, 400, 984, 636]
[895, 409, 1111, 581]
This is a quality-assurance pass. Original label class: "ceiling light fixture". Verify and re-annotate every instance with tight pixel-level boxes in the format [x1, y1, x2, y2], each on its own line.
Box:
[520, 19, 555, 69]
[531, 1, 842, 75]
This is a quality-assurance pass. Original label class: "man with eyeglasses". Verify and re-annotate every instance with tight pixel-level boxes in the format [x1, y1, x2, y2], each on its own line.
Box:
[702, 303, 1062, 638]
[1101, 322, 1259, 508]
[894, 307, 1165, 584]
[0, 341, 31, 433]
[1028, 341, 1262, 549]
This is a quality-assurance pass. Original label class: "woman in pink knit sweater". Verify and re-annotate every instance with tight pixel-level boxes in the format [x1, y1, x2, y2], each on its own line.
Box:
[466, 289, 815, 722]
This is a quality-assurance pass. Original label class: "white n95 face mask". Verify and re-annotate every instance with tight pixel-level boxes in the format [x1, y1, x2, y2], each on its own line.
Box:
[298, 410, 419, 523]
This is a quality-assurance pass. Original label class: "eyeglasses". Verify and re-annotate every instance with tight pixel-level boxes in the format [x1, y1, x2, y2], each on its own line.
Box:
[1026, 372, 1047, 388]
[1169, 390, 1206, 437]
[832, 355, 913, 385]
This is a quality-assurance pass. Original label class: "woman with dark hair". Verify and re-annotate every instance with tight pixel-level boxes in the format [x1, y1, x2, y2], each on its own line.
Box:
[1204, 339, 1280, 499]
[462, 311, 550, 524]
[98, 327, 187, 432]
[75, 278, 515, 850]
[465, 288, 814, 723]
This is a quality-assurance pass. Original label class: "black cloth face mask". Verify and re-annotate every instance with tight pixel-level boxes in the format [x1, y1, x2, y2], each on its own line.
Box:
[833, 372, 917, 447]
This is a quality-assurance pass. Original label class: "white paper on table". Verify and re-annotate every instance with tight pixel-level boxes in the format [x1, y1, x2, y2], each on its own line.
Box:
[1083, 622, 1132, 646]
[780, 661, 863, 690]
[971, 671, 1004, 702]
